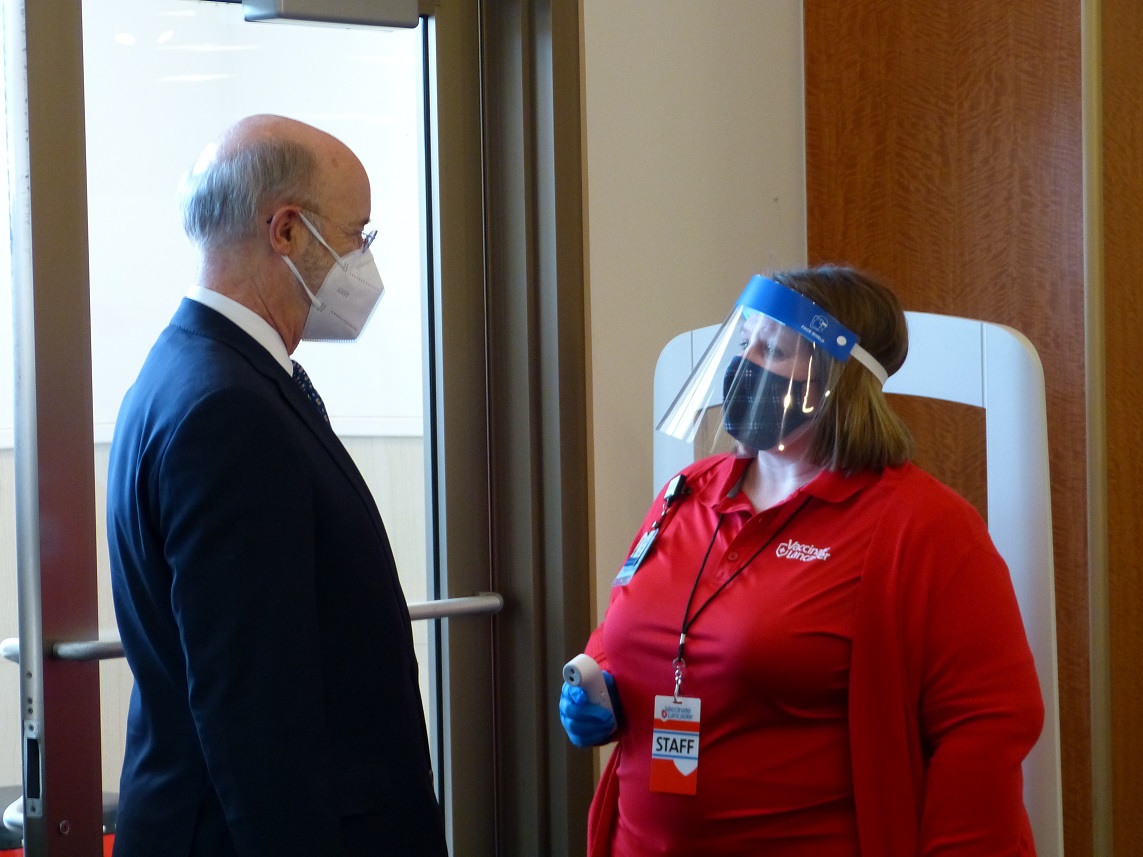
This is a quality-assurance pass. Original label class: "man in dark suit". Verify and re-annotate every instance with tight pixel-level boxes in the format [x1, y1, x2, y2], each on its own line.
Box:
[107, 115, 448, 856]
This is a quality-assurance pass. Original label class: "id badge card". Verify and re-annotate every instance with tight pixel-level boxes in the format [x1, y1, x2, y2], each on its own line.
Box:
[613, 528, 658, 586]
[650, 695, 701, 795]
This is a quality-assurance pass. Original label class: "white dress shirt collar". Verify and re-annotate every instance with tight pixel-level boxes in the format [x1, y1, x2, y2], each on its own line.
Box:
[187, 286, 293, 375]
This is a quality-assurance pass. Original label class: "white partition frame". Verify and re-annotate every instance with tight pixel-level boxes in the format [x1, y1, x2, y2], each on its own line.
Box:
[653, 311, 1063, 857]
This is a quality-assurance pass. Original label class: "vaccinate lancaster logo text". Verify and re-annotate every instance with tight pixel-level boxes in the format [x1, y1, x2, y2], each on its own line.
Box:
[775, 539, 831, 562]
[659, 703, 695, 722]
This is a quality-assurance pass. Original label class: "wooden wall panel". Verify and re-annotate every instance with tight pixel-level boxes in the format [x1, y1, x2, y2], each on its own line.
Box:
[1102, 0, 1143, 849]
[804, 2, 1089, 854]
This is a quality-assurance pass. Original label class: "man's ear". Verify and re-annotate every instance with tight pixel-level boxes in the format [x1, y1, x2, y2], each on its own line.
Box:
[267, 204, 306, 255]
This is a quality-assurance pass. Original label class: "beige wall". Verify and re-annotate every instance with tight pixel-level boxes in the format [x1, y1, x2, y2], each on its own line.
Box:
[581, 1, 807, 625]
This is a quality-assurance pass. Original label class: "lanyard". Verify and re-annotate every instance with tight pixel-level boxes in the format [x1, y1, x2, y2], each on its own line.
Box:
[671, 495, 812, 700]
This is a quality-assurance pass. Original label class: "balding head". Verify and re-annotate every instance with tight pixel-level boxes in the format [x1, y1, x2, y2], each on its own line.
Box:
[178, 115, 374, 352]
[179, 114, 359, 253]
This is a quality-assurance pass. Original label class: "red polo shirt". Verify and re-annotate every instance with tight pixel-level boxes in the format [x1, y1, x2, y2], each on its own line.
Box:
[585, 454, 1043, 857]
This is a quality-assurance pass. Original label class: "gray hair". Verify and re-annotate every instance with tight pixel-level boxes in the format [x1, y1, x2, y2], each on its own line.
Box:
[179, 137, 318, 250]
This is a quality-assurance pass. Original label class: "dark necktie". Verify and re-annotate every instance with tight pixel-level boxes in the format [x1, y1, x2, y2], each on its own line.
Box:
[291, 360, 329, 423]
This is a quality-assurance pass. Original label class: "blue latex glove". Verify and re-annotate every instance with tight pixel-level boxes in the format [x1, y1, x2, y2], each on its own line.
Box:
[559, 670, 621, 748]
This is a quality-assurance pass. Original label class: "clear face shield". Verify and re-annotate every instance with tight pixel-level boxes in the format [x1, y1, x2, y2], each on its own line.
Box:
[656, 275, 888, 456]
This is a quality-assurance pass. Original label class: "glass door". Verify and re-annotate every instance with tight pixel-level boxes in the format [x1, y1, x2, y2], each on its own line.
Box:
[79, 0, 438, 797]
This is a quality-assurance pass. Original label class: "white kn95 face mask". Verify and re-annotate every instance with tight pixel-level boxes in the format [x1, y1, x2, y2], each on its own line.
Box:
[281, 213, 385, 343]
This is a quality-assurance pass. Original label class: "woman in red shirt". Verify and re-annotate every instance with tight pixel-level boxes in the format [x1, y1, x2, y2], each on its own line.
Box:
[560, 267, 1044, 856]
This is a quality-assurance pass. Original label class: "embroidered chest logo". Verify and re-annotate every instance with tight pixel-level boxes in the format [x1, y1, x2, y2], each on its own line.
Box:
[775, 539, 831, 562]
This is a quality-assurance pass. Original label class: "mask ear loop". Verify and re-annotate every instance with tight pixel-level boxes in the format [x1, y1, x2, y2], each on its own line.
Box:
[281, 212, 340, 310]
[298, 212, 347, 265]
[281, 254, 325, 310]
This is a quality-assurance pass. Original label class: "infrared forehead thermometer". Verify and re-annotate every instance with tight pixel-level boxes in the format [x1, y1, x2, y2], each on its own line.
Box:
[562, 653, 613, 716]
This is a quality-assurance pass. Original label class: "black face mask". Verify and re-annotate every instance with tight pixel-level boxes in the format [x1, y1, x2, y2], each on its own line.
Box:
[721, 355, 814, 451]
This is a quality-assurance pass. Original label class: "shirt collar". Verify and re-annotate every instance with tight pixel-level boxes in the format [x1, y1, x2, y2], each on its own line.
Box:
[800, 467, 881, 503]
[689, 455, 751, 513]
[187, 286, 293, 375]
[694, 453, 881, 513]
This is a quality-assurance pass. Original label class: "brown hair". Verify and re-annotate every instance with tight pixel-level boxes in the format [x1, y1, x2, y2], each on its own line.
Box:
[770, 265, 914, 472]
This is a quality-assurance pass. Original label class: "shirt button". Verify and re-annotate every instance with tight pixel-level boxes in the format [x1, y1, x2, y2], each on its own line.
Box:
[726, 551, 739, 561]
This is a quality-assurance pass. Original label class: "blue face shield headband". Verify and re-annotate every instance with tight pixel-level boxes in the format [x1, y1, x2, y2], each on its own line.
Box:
[736, 275, 888, 384]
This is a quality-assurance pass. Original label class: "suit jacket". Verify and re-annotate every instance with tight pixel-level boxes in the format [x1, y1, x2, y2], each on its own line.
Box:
[107, 299, 447, 856]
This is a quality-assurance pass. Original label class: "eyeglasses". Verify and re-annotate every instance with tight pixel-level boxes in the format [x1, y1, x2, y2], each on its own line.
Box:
[302, 208, 378, 255]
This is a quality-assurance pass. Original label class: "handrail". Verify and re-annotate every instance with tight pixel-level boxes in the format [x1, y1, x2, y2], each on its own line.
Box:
[1, 592, 503, 664]
[407, 592, 503, 621]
